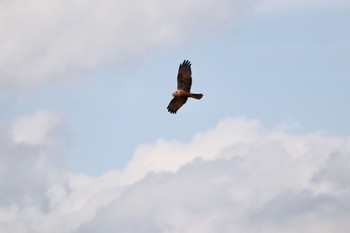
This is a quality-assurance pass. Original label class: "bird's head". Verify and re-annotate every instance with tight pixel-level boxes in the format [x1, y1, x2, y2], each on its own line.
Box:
[172, 91, 179, 97]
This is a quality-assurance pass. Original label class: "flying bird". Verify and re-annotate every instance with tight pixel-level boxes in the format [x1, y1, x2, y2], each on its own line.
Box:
[167, 60, 203, 114]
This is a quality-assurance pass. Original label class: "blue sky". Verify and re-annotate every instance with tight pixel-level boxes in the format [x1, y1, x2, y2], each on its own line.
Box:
[1, 0, 350, 232]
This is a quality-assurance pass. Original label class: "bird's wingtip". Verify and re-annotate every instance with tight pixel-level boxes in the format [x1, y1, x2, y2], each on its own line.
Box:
[181, 59, 191, 67]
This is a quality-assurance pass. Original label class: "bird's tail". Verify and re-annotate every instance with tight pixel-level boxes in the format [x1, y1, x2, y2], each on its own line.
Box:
[190, 93, 203, 100]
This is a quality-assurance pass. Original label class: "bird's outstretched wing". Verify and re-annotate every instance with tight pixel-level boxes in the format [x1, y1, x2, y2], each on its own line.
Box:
[177, 60, 192, 92]
[167, 96, 188, 114]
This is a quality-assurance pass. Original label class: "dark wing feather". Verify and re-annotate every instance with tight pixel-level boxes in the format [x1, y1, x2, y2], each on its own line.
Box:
[177, 60, 192, 92]
[167, 96, 188, 114]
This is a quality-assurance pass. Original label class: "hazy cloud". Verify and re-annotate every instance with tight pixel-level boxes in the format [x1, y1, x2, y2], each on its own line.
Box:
[0, 0, 256, 90]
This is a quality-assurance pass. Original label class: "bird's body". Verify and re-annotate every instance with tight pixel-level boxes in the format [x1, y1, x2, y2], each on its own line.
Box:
[167, 60, 203, 114]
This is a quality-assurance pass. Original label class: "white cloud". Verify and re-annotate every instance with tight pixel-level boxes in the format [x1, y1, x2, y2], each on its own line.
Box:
[0, 0, 255, 90]
[118, 117, 263, 185]
[1, 117, 350, 233]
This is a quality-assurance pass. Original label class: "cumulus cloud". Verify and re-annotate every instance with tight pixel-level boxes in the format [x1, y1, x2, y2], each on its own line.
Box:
[0, 0, 256, 89]
[1, 117, 350, 233]
[75, 118, 350, 233]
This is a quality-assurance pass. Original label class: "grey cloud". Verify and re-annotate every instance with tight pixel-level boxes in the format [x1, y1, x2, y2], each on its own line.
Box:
[252, 191, 344, 221]
[77, 159, 238, 233]
[0, 114, 68, 210]
[0, 132, 47, 207]
[313, 149, 350, 188]
[249, 191, 350, 233]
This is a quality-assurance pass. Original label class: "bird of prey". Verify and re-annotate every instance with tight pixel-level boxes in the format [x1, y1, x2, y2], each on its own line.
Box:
[167, 60, 203, 114]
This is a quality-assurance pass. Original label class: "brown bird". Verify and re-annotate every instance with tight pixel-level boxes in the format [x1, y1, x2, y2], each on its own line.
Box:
[167, 60, 203, 114]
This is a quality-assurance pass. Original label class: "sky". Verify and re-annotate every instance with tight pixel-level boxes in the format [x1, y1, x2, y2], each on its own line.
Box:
[0, 0, 350, 232]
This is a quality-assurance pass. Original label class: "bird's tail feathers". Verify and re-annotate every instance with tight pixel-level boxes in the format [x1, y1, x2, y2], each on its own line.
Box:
[190, 93, 203, 100]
